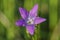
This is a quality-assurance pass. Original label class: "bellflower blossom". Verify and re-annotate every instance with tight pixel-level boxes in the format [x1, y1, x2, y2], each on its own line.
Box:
[16, 4, 46, 35]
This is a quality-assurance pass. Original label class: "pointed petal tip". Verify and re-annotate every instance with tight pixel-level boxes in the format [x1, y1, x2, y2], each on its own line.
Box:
[40, 18, 46, 23]
[35, 4, 38, 7]
[30, 32, 34, 35]
[15, 19, 26, 26]
[35, 17, 46, 24]
[19, 7, 22, 11]
[19, 7, 24, 12]
[15, 21, 20, 26]
[44, 19, 47, 22]
[39, 17, 46, 22]
[34, 4, 38, 7]
[27, 30, 34, 35]
[26, 25, 35, 35]
[19, 7, 28, 19]
[15, 22, 18, 26]
[35, 4, 38, 6]
[43, 18, 46, 21]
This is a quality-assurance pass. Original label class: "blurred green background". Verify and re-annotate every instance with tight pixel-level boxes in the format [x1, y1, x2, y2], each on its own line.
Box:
[0, 0, 60, 40]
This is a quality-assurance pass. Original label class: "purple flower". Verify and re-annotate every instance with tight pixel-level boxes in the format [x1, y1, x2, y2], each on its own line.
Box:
[16, 4, 46, 35]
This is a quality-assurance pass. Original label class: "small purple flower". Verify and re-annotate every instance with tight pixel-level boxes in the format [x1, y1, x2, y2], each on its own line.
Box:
[16, 4, 46, 35]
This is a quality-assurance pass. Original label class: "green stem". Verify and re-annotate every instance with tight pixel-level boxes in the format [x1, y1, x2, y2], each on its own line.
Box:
[33, 25, 40, 40]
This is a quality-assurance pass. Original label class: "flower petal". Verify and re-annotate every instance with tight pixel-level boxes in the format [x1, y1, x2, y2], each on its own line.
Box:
[26, 25, 35, 35]
[29, 4, 38, 17]
[19, 7, 28, 19]
[34, 17, 46, 24]
[16, 19, 25, 26]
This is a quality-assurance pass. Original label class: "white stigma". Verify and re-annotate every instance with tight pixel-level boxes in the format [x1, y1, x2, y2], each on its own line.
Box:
[27, 17, 34, 24]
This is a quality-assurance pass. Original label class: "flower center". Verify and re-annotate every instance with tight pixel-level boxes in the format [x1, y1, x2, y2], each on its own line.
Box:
[27, 17, 34, 24]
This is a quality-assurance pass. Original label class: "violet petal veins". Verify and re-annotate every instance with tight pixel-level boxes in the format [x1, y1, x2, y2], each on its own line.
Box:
[16, 4, 46, 35]
[19, 8, 28, 19]
[29, 4, 38, 17]
[26, 25, 35, 35]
